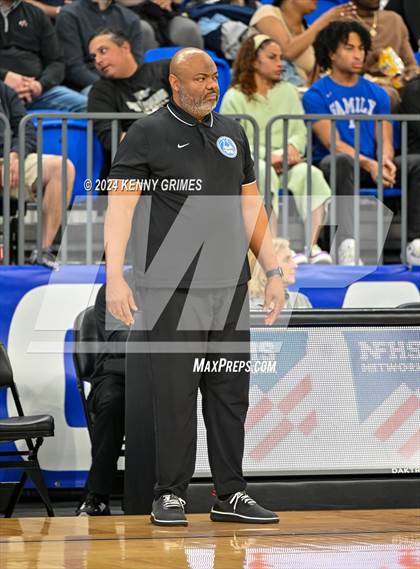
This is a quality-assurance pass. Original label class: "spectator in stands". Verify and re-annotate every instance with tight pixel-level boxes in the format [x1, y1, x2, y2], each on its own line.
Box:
[76, 279, 131, 516]
[249, 238, 312, 309]
[400, 76, 420, 155]
[303, 21, 420, 266]
[0, 81, 75, 269]
[248, 0, 357, 85]
[385, 0, 420, 53]
[221, 35, 332, 265]
[88, 28, 170, 174]
[25, 0, 73, 19]
[352, 0, 419, 108]
[56, 0, 143, 91]
[116, 0, 204, 51]
[0, 0, 86, 111]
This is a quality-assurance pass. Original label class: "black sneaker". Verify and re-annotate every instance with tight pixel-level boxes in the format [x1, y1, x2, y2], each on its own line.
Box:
[75, 493, 110, 516]
[29, 248, 59, 271]
[150, 494, 188, 526]
[210, 491, 279, 524]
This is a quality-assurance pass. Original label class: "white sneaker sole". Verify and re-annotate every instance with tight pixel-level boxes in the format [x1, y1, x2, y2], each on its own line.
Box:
[310, 256, 332, 265]
[210, 509, 279, 524]
[150, 512, 188, 526]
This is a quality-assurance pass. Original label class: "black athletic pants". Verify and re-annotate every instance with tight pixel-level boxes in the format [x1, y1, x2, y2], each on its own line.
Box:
[319, 153, 420, 243]
[129, 284, 250, 501]
[86, 374, 125, 497]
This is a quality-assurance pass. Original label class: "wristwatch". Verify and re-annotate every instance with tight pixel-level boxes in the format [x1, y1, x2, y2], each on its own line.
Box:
[265, 267, 284, 279]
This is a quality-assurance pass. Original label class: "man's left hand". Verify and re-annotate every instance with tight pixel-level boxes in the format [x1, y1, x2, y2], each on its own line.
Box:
[27, 80, 43, 98]
[263, 276, 285, 325]
[383, 157, 397, 187]
[0, 152, 20, 188]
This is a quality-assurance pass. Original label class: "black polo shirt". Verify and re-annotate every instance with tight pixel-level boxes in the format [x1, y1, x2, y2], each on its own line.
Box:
[108, 100, 256, 289]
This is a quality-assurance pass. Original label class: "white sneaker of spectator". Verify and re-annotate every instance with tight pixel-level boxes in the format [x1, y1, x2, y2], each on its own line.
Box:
[309, 245, 332, 264]
[292, 250, 309, 265]
[29, 248, 60, 271]
[337, 239, 364, 266]
[406, 239, 420, 266]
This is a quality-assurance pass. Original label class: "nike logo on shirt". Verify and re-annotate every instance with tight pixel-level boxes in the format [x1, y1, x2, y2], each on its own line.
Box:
[177, 143, 190, 149]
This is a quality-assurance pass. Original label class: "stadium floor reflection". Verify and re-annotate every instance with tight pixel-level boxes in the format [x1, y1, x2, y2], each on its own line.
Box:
[1, 508, 418, 569]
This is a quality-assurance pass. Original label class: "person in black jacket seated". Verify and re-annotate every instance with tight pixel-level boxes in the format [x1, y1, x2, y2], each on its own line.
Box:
[385, 0, 420, 53]
[56, 0, 143, 92]
[0, 0, 86, 111]
[400, 75, 420, 155]
[88, 28, 170, 175]
[76, 276, 132, 516]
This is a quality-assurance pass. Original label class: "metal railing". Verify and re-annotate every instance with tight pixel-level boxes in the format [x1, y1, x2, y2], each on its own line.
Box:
[265, 113, 417, 264]
[0, 114, 11, 264]
[1, 112, 418, 265]
[16, 112, 141, 265]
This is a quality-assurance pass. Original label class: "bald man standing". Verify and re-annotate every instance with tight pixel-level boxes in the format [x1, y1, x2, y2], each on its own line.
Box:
[105, 49, 285, 526]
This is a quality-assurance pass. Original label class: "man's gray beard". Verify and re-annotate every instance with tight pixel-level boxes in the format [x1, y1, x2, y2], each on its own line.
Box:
[178, 90, 218, 117]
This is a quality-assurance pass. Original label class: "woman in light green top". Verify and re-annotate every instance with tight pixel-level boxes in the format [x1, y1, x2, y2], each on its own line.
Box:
[220, 34, 332, 264]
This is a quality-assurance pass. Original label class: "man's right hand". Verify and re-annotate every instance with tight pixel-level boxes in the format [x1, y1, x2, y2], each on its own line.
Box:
[106, 276, 138, 326]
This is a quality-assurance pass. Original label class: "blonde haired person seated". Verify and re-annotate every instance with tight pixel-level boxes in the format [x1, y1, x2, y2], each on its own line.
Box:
[221, 34, 332, 264]
[248, 0, 357, 85]
[249, 238, 312, 310]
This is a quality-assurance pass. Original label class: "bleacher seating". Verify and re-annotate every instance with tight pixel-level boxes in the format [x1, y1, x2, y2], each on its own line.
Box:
[29, 115, 104, 204]
[304, 0, 336, 25]
[360, 188, 401, 198]
[144, 47, 231, 112]
[186, 3, 254, 25]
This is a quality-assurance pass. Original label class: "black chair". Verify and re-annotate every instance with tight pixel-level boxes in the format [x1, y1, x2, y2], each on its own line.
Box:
[72, 306, 126, 468]
[72, 306, 99, 442]
[0, 342, 55, 517]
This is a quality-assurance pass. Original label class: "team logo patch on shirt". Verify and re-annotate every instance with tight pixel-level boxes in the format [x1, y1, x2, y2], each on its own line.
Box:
[216, 136, 237, 158]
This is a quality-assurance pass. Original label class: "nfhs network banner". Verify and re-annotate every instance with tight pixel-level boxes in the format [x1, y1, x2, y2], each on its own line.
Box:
[0, 267, 418, 488]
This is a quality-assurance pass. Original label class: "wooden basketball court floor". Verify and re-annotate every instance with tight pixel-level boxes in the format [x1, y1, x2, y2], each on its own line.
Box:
[1, 509, 419, 568]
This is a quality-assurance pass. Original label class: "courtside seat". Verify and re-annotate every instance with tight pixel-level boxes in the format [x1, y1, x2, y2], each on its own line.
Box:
[342, 281, 420, 308]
